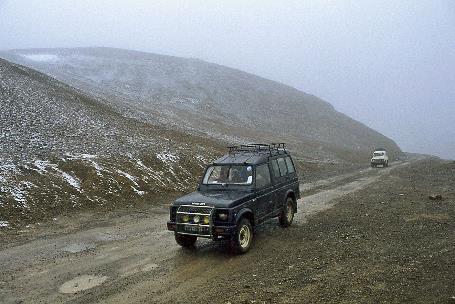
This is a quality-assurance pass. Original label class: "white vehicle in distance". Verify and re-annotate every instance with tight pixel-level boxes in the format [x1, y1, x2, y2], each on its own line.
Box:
[371, 149, 389, 168]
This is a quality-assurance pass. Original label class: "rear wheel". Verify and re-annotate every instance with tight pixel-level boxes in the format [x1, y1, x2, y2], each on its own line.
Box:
[175, 234, 197, 248]
[279, 197, 295, 227]
[231, 218, 253, 254]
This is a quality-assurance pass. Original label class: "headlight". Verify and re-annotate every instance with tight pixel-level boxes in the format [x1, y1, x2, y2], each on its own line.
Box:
[218, 213, 228, 221]
[203, 216, 209, 224]
[193, 215, 200, 223]
[182, 214, 189, 222]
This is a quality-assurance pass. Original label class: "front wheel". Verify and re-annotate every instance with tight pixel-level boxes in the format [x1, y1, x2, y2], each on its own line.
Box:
[175, 233, 197, 248]
[279, 197, 295, 227]
[231, 218, 253, 254]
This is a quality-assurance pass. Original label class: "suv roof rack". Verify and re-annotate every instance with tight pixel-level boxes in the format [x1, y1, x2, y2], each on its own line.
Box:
[228, 143, 287, 156]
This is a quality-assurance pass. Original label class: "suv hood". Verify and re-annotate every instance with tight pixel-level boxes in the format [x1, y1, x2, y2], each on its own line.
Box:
[174, 191, 254, 208]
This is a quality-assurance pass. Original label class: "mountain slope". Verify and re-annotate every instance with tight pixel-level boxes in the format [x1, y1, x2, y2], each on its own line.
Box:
[0, 58, 221, 226]
[0, 47, 401, 162]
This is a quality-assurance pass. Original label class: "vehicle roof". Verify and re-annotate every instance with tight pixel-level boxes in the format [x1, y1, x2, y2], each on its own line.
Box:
[213, 151, 289, 165]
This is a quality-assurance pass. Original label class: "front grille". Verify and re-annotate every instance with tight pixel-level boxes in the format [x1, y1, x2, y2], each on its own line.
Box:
[178, 205, 212, 214]
[176, 205, 214, 237]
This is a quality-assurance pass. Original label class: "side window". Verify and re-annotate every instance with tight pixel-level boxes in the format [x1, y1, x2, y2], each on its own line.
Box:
[285, 157, 295, 174]
[277, 158, 288, 176]
[271, 159, 280, 178]
[255, 164, 271, 189]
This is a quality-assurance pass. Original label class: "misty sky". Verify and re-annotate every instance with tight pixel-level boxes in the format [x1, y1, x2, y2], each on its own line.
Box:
[1, 0, 454, 159]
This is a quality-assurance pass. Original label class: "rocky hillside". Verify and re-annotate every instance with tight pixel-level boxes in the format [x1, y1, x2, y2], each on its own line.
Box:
[0, 58, 222, 227]
[0, 47, 401, 163]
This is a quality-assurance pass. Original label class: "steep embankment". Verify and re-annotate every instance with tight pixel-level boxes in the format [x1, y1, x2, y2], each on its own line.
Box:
[0, 58, 222, 227]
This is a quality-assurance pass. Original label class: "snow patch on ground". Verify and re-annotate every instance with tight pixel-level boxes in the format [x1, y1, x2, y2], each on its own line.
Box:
[22, 54, 60, 63]
[136, 159, 147, 169]
[10, 188, 26, 206]
[156, 152, 179, 163]
[61, 172, 81, 191]
[33, 160, 52, 174]
[31, 160, 82, 191]
[65, 153, 97, 160]
[117, 170, 138, 184]
[132, 187, 145, 196]
[89, 160, 103, 175]
[117, 170, 146, 195]
[0, 166, 34, 207]
[64, 153, 103, 175]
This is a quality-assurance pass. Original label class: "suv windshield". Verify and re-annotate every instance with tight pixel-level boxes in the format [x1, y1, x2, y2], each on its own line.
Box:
[374, 152, 384, 156]
[203, 165, 253, 185]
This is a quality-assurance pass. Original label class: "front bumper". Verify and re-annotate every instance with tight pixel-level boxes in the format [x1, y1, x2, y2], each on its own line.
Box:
[167, 221, 236, 240]
[371, 159, 386, 163]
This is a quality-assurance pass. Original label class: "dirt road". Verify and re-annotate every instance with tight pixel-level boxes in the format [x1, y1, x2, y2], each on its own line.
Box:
[0, 161, 417, 303]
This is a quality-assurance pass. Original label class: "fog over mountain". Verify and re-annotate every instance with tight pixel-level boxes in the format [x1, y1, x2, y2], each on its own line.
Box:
[0, 1, 454, 159]
[0, 47, 401, 163]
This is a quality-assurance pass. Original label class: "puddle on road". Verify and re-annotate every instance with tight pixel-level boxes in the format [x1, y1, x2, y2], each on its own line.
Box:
[59, 274, 108, 293]
[61, 242, 96, 253]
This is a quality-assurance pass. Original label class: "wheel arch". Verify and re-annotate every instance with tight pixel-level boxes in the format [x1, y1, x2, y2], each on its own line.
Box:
[236, 208, 255, 226]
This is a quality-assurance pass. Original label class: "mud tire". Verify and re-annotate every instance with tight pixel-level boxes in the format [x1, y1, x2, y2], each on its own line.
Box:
[279, 197, 295, 228]
[231, 218, 253, 254]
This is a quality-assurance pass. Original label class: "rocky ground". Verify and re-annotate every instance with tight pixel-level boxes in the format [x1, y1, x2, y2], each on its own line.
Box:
[1, 157, 453, 303]
[186, 158, 455, 304]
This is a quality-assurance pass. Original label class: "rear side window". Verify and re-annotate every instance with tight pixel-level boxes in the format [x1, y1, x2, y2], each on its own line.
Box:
[285, 157, 295, 174]
[277, 158, 288, 176]
[255, 164, 271, 189]
[271, 159, 280, 178]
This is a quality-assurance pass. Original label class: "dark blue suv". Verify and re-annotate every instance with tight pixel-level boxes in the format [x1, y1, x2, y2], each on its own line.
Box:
[167, 143, 300, 253]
